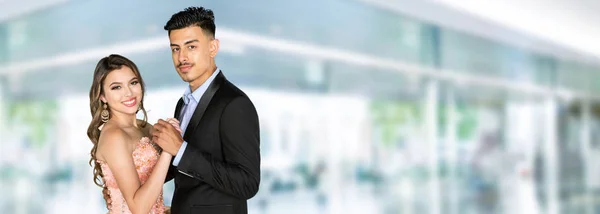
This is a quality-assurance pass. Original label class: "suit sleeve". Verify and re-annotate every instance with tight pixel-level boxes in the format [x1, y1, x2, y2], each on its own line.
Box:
[176, 96, 261, 199]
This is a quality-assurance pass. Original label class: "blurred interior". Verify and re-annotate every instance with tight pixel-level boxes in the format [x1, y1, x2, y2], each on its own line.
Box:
[3, 0, 600, 213]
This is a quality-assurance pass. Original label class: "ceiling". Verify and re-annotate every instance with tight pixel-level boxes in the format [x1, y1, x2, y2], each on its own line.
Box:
[0, 0, 69, 22]
[3, 0, 600, 66]
[361, 0, 600, 67]
[431, 0, 600, 60]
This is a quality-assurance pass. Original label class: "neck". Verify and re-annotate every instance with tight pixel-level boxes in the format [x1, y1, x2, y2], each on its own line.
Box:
[189, 64, 217, 92]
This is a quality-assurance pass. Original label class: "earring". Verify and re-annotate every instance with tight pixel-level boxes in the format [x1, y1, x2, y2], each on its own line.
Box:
[101, 103, 110, 123]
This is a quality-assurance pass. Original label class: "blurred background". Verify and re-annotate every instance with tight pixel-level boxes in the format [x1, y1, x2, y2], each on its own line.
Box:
[2, 0, 600, 213]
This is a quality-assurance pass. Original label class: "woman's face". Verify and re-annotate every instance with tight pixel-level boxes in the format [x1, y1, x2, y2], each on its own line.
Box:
[100, 66, 143, 116]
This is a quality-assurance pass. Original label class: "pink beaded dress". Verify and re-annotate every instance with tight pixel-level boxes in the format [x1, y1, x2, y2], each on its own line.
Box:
[98, 137, 166, 214]
[97, 119, 180, 214]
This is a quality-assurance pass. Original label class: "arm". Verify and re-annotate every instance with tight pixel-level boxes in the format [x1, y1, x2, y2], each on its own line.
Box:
[165, 159, 177, 183]
[165, 106, 183, 183]
[100, 128, 173, 214]
[177, 97, 261, 199]
[163, 118, 182, 183]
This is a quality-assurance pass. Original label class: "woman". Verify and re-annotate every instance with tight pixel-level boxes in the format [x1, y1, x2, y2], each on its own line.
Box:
[87, 54, 179, 213]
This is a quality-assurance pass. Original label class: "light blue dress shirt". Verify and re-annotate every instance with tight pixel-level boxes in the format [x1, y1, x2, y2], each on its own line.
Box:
[172, 68, 220, 166]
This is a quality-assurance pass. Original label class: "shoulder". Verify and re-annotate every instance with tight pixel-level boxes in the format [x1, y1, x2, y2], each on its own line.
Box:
[222, 95, 258, 122]
[98, 125, 131, 153]
[215, 80, 259, 124]
[218, 79, 254, 104]
[220, 78, 247, 97]
[225, 96, 254, 109]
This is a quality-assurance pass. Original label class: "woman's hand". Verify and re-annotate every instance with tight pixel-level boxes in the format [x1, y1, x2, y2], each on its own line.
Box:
[164, 118, 183, 135]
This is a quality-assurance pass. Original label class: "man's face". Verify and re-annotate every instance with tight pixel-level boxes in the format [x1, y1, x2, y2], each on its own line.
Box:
[169, 26, 219, 90]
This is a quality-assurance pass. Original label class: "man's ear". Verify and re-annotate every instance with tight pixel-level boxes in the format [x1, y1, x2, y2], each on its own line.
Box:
[209, 39, 220, 58]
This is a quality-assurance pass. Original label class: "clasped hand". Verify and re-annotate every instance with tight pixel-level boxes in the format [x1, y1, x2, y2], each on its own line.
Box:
[152, 118, 184, 156]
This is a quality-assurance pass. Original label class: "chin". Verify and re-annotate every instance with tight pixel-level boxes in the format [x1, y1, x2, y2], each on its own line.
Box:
[124, 106, 140, 115]
[181, 75, 194, 82]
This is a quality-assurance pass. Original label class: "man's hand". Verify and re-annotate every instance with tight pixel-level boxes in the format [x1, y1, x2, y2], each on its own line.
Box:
[152, 119, 184, 156]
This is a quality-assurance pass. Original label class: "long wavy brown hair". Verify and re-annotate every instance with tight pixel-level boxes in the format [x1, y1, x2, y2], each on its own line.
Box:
[87, 54, 148, 198]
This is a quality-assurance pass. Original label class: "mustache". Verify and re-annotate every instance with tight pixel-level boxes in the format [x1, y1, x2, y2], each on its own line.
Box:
[177, 62, 193, 67]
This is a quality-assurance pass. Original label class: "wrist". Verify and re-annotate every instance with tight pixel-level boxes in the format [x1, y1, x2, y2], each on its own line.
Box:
[174, 139, 184, 155]
[161, 151, 173, 157]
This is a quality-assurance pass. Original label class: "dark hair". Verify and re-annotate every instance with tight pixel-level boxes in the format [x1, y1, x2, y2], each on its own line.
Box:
[164, 6, 216, 37]
[87, 54, 148, 202]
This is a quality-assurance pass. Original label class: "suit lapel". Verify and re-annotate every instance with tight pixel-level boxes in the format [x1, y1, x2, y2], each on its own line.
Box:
[174, 98, 184, 120]
[183, 71, 224, 140]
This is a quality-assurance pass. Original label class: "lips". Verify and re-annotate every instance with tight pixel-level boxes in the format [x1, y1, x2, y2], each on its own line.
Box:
[122, 98, 137, 107]
[179, 65, 192, 73]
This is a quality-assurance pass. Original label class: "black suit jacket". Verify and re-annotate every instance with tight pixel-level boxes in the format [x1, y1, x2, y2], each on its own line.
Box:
[166, 71, 260, 214]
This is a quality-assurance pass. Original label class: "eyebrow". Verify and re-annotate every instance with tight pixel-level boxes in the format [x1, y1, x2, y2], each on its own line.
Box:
[170, 39, 200, 47]
[109, 77, 138, 86]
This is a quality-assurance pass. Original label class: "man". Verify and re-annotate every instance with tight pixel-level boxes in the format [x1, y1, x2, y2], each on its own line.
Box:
[151, 6, 261, 214]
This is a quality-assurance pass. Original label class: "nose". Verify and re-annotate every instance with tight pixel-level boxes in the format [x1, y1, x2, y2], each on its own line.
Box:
[178, 49, 188, 65]
[124, 86, 132, 97]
